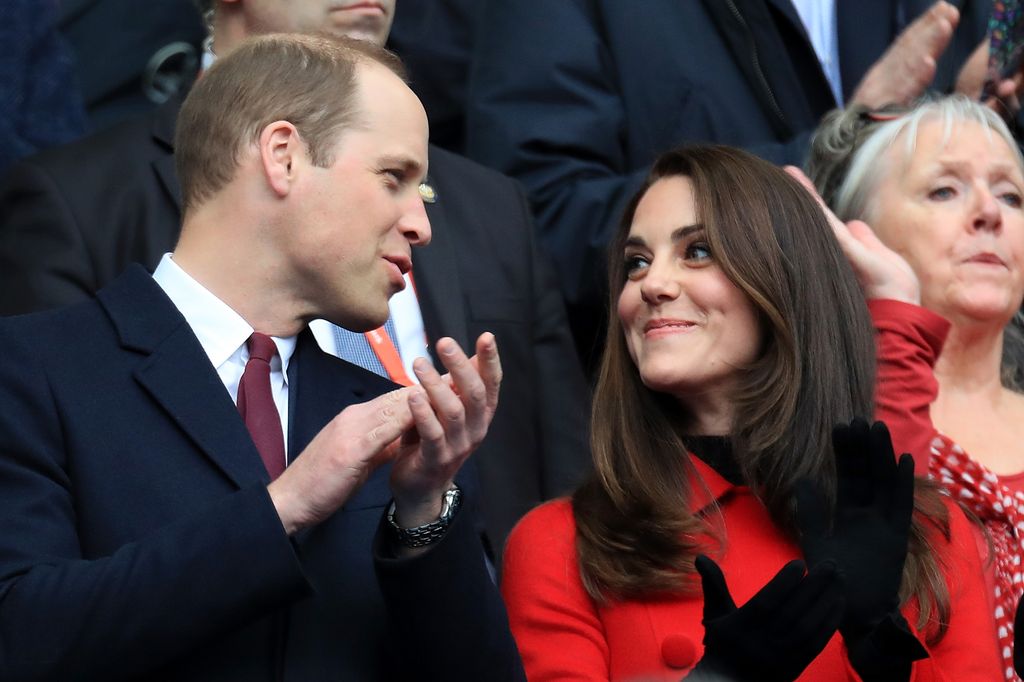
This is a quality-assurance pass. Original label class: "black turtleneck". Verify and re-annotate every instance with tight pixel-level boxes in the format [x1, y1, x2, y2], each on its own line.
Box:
[683, 435, 743, 486]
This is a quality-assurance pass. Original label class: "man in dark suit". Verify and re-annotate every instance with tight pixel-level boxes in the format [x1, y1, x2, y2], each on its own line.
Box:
[0, 33, 523, 681]
[0, 0, 590, 560]
[465, 0, 992, 368]
[58, 0, 205, 130]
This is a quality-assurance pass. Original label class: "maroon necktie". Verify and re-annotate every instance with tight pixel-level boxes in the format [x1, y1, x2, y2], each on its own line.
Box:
[237, 332, 286, 480]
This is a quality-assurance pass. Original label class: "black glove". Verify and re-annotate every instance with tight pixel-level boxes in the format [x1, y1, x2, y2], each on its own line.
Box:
[795, 418, 928, 681]
[1015, 596, 1024, 677]
[685, 554, 845, 682]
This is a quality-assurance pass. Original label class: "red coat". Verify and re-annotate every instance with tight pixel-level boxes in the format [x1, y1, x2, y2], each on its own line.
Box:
[870, 298, 1010, 677]
[502, 456, 1000, 681]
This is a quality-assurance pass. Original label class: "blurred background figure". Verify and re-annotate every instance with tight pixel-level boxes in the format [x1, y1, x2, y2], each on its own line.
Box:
[0, 0, 88, 175]
[465, 0, 993, 371]
[806, 94, 1024, 679]
[387, 0, 477, 154]
[502, 144, 999, 681]
[59, 0, 205, 130]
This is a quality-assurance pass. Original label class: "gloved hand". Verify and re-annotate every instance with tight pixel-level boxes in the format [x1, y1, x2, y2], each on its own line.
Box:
[795, 418, 928, 680]
[1014, 596, 1024, 677]
[685, 554, 845, 682]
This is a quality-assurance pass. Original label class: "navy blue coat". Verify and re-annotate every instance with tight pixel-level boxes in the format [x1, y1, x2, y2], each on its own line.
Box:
[0, 267, 524, 681]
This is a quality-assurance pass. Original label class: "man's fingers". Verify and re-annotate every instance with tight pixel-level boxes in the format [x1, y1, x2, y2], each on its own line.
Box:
[412, 354, 468, 451]
[360, 387, 415, 453]
[902, 0, 957, 57]
[436, 337, 490, 439]
[475, 332, 502, 413]
[406, 386, 447, 451]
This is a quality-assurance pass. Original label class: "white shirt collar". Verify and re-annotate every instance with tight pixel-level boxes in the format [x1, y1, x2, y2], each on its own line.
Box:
[151, 253, 297, 376]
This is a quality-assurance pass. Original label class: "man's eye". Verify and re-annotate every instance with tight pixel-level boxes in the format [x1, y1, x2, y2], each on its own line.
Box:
[928, 186, 956, 201]
[383, 169, 405, 185]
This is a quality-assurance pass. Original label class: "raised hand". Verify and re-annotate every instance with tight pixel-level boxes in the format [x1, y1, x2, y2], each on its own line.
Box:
[784, 166, 920, 305]
[389, 333, 502, 526]
[795, 419, 928, 678]
[956, 38, 1023, 119]
[685, 555, 844, 682]
[851, 1, 959, 109]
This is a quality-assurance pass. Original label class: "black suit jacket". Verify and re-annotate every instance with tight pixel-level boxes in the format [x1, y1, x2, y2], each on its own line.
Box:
[0, 267, 523, 681]
[465, 0, 988, 365]
[0, 95, 590, 559]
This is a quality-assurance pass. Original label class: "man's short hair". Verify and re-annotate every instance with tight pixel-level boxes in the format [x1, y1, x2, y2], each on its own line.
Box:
[175, 33, 406, 213]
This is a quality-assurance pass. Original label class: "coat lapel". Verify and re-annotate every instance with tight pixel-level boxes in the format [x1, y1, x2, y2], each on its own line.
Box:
[288, 329, 398, 509]
[99, 266, 270, 488]
[701, 0, 827, 138]
[412, 147, 470, 369]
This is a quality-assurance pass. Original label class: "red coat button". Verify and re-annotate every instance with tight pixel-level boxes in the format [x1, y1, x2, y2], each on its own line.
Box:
[661, 634, 698, 669]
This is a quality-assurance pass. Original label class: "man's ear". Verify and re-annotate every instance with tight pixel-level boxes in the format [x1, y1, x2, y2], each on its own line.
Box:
[259, 120, 303, 198]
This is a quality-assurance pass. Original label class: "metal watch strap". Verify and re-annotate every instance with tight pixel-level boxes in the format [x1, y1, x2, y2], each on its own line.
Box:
[386, 485, 462, 548]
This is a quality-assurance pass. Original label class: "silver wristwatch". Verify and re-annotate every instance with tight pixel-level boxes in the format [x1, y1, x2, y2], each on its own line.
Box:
[386, 485, 462, 548]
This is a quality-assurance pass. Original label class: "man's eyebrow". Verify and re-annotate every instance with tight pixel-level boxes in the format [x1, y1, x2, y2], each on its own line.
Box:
[379, 154, 426, 181]
[623, 224, 703, 249]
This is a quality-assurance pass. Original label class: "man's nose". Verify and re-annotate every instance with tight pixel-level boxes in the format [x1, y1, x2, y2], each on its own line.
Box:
[401, 194, 431, 246]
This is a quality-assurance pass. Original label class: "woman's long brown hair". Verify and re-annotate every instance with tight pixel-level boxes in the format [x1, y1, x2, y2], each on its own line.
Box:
[573, 146, 951, 642]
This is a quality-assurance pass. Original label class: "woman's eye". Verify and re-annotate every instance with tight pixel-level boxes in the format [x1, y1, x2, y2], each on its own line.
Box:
[928, 186, 956, 201]
[684, 242, 712, 262]
[624, 254, 649, 278]
[999, 190, 1023, 209]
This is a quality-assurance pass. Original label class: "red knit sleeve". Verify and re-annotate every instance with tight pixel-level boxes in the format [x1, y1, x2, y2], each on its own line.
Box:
[870, 299, 950, 469]
[501, 499, 611, 681]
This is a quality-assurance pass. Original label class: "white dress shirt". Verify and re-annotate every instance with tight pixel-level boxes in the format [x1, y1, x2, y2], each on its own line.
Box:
[152, 253, 296, 457]
[791, 0, 844, 106]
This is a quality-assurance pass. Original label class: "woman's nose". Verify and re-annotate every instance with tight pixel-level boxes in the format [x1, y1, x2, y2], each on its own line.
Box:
[972, 185, 1003, 233]
[640, 266, 682, 304]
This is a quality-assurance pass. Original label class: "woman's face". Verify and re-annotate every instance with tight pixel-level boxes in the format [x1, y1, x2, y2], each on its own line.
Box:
[871, 119, 1024, 326]
[617, 176, 761, 420]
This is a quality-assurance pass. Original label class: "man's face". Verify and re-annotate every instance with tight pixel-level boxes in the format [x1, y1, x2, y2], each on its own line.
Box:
[243, 0, 396, 46]
[287, 62, 430, 330]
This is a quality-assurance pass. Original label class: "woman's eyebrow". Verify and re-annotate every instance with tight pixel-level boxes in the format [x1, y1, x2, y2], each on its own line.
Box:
[624, 224, 703, 249]
[671, 224, 704, 242]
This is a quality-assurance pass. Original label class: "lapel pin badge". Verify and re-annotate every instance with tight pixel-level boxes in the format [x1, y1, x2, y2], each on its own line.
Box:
[419, 181, 438, 203]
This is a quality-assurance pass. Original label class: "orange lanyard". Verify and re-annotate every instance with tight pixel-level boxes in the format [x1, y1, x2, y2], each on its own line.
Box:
[364, 327, 413, 386]
[363, 272, 417, 386]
